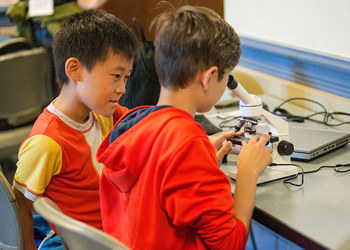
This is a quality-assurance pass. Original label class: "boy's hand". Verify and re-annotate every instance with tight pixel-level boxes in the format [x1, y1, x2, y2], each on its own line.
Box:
[209, 131, 244, 166]
[237, 133, 272, 177]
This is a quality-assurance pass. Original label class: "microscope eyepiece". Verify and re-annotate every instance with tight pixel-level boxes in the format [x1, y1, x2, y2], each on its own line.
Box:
[227, 75, 239, 90]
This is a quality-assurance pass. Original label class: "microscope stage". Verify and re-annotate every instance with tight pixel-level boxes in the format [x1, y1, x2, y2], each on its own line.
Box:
[229, 165, 298, 185]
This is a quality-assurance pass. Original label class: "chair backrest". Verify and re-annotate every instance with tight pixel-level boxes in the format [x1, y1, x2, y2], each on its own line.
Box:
[0, 37, 32, 56]
[0, 46, 53, 128]
[0, 169, 24, 250]
[33, 197, 128, 250]
[0, 45, 54, 158]
[0, 125, 32, 159]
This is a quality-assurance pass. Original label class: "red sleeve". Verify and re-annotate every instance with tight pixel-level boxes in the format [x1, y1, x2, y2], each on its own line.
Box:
[160, 137, 248, 249]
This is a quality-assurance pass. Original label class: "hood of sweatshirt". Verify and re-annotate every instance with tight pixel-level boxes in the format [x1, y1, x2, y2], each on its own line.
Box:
[96, 106, 198, 193]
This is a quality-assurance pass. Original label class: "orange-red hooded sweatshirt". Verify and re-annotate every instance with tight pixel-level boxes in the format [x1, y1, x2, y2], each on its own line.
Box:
[97, 106, 247, 249]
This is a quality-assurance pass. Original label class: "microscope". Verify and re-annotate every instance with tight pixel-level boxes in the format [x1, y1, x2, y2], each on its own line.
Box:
[227, 75, 298, 184]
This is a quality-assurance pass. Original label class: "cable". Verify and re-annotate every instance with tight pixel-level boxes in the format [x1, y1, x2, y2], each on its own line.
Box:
[270, 163, 304, 186]
[218, 116, 239, 129]
[275, 97, 327, 114]
[303, 163, 350, 174]
[283, 164, 304, 187]
[272, 97, 350, 126]
[270, 163, 350, 187]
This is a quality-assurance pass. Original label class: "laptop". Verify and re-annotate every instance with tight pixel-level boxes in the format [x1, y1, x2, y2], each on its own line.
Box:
[229, 126, 350, 184]
[289, 126, 350, 161]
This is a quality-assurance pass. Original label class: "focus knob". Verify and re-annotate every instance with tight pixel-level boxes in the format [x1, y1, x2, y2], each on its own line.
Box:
[277, 140, 294, 156]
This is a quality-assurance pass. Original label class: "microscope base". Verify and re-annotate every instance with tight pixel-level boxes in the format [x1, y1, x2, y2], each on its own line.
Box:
[229, 165, 298, 185]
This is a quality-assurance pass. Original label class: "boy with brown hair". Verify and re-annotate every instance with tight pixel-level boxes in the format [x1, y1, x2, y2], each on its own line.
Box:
[12, 9, 138, 249]
[97, 5, 272, 249]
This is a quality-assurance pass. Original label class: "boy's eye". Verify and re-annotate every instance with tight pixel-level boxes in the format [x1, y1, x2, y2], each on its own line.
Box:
[112, 74, 130, 83]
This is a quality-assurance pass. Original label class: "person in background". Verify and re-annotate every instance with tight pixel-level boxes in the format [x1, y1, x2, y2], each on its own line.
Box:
[6, 0, 113, 97]
[97, 4, 272, 249]
[12, 9, 138, 249]
[6, 0, 110, 48]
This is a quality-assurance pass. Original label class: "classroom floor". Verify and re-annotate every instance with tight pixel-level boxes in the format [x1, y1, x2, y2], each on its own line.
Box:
[246, 220, 302, 250]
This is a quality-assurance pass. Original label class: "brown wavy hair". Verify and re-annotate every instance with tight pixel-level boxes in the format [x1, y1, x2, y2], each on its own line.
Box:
[152, 4, 241, 90]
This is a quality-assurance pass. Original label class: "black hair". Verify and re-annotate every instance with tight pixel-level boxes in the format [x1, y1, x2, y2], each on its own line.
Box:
[53, 9, 139, 86]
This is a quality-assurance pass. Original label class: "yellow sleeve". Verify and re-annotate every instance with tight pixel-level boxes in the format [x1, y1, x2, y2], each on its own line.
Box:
[93, 104, 128, 139]
[14, 135, 62, 200]
[93, 113, 114, 138]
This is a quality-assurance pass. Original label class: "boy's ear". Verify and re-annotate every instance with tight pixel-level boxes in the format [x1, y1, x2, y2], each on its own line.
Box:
[201, 66, 218, 91]
[65, 57, 82, 82]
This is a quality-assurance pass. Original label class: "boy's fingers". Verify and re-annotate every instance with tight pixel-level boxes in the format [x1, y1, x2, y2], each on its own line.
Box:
[219, 131, 235, 141]
[258, 134, 271, 145]
[249, 135, 260, 142]
[221, 131, 244, 140]
[216, 141, 232, 163]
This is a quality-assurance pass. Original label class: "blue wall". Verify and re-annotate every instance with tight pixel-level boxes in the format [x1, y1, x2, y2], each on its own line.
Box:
[238, 36, 350, 99]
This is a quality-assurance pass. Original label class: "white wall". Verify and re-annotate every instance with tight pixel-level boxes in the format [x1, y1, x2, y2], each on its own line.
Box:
[224, 0, 350, 60]
[0, 0, 11, 7]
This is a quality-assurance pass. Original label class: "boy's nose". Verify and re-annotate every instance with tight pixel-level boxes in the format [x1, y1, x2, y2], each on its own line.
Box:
[116, 84, 126, 95]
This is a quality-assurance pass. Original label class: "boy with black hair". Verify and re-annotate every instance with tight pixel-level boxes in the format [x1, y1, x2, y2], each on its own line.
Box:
[12, 9, 139, 249]
[97, 5, 272, 249]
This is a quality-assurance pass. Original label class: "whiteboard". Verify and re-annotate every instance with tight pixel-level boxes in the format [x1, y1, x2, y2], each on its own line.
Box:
[224, 0, 350, 60]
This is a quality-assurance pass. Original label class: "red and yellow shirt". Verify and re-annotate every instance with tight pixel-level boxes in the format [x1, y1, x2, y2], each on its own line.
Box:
[14, 102, 127, 229]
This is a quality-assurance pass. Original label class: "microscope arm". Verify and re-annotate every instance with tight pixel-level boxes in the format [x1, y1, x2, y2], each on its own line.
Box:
[260, 109, 289, 137]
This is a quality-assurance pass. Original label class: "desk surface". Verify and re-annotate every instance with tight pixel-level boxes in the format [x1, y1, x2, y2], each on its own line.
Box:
[208, 93, 350, 249]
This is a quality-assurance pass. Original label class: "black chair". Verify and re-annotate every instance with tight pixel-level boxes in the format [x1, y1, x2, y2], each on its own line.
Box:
[0, 45, 53, 158]
[0, 37, 32, 56]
